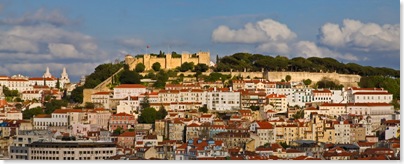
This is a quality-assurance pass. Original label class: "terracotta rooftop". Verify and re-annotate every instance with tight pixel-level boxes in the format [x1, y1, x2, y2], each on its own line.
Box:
[115, 84, 146, 89]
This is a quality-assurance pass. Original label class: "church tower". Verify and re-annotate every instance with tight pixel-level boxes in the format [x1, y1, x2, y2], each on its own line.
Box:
[60, 67, 70, 89]
[43, 67, 52, 78]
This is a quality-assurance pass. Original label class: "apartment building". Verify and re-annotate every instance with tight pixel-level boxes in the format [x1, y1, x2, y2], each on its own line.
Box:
[27, 140, 116, 160]
[113, 84, 147, 99]
[91, 92, 112, 109]
[205, 88, 240, 111]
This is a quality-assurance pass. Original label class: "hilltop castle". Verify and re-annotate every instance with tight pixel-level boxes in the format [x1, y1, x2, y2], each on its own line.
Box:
[124, 51, 210, 71]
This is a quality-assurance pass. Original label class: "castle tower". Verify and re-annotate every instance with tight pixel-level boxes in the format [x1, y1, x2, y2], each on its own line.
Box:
[43, 67, 52, 78]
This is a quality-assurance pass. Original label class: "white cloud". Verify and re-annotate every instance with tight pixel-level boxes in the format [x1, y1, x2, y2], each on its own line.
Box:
[318, 19, 399, 52]
[0, 8, 112, 81]
[48, 43, 80, 58]
[294, 41, 358, 61]
[212, 19, 296, 55]
[0, 34, 38, 53]
[256, 42, 290, 54]
[212, 19, 296, 43]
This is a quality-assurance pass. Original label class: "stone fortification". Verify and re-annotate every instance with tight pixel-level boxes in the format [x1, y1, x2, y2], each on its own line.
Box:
[264, 71, 360, 87]
[124, 51, 210, 71]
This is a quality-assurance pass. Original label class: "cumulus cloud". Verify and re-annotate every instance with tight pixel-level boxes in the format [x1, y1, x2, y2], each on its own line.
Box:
[48, 43, 80, 58]
[212, 19, 296, 43]
[294, 41, 358, 61]
[212, 19, 296, 54]
[318, 19, 399, 52]
[0, 8, 111, 81]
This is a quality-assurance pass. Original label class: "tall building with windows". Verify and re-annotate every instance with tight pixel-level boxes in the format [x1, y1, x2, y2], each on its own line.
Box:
[27, 140, 117, 160]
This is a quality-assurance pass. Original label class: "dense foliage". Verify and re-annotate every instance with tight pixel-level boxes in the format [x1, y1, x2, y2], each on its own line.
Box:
[178, 62, 195, 72]
[44, 99, 68, 114]
[152, 62, 161, 71]
[359, 76, 400, 100]
[198, 105, 208, 113]
[83, 63, 123, 88]
[138, 107, 157, 124]
[156, 106, 168, 120]
[135, 63, 146, 72]
[120, 64, 142, 84]
[215, 53, 399, 78]
[23, 107, 44, 119]
[315, 78, 344, 90]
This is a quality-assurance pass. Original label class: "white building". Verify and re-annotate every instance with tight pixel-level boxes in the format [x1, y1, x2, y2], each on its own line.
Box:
[204, 88, 240, 111]
[351, 92, 393, 103]
[113, 84, 147, 99]
[116, 96, 140, 115]
[266, 94, 287, 113]
[347, 87, 391, 103]
[347, 103, 394, 128]
[7, 79, 31, 92]
[158, 90, 180, 103]
[21, 90, 42, 101]
[9, 130, 52, 160]
[312, 89, 332, 103]
[319, 103, 347, 118]
[91, 92, 112, 109]
[334, 121, 351, 144]
[27, 140, 117, 160]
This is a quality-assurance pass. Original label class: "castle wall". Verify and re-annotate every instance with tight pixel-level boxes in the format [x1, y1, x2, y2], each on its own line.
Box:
[197, 52, 210, 66]
[149, 57, 166, 70]
[265, 72, 360, 87]
[124, 52, 211, 71]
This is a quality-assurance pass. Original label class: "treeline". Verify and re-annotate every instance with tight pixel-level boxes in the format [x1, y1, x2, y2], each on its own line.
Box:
[215, 53, 399, 78]
[83, 63, 124, 89]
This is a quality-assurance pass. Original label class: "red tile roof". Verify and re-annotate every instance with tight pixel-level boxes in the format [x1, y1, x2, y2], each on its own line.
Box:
[93, 91, 111, 95]
[266, 94, 286, 98]
[354, 92, 391, 95]
[115, 84, 146, 88]
[119, 131, 135, 137]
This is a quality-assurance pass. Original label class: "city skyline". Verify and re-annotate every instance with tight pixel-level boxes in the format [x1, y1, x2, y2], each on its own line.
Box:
[0, 0, 399, 82]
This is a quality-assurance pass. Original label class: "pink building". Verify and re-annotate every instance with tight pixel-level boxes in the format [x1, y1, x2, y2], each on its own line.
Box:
[109, 113, 136, 132]
[117, 131, 135, 148]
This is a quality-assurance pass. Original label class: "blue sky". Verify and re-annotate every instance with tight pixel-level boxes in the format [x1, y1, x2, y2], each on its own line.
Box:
[0, 0, 400, 82]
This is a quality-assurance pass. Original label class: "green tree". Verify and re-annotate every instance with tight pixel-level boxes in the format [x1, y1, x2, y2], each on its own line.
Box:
[153, 70, 169, 89]
[152, 62, 161, 72]
[156, 105, 168, 120]
[250, 106, 260, 111]
[135, 63, 146, 72]
[303, 79, 312, 86]
[56, 78, 60, 89]
[83, 63, 123, 88]
[15, 103, 23, 109]
[140, 93, 150, 109]
[138, 107, 157, 124]
[194, 64, 209, 73]
[22, 107, 44, 119]
[119, 70, 141, 84]
[179, 62, 194, 72]
[280, 142, 290, 149]
[44, 100, 68, 114]
[292, 109, 304, 119]
[285, 75, 291, 82]
[198, 105, 208, 113]
[70, 86, 83, 103]
[85, 102, 95, 109]
[113, 126, 123, 135]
